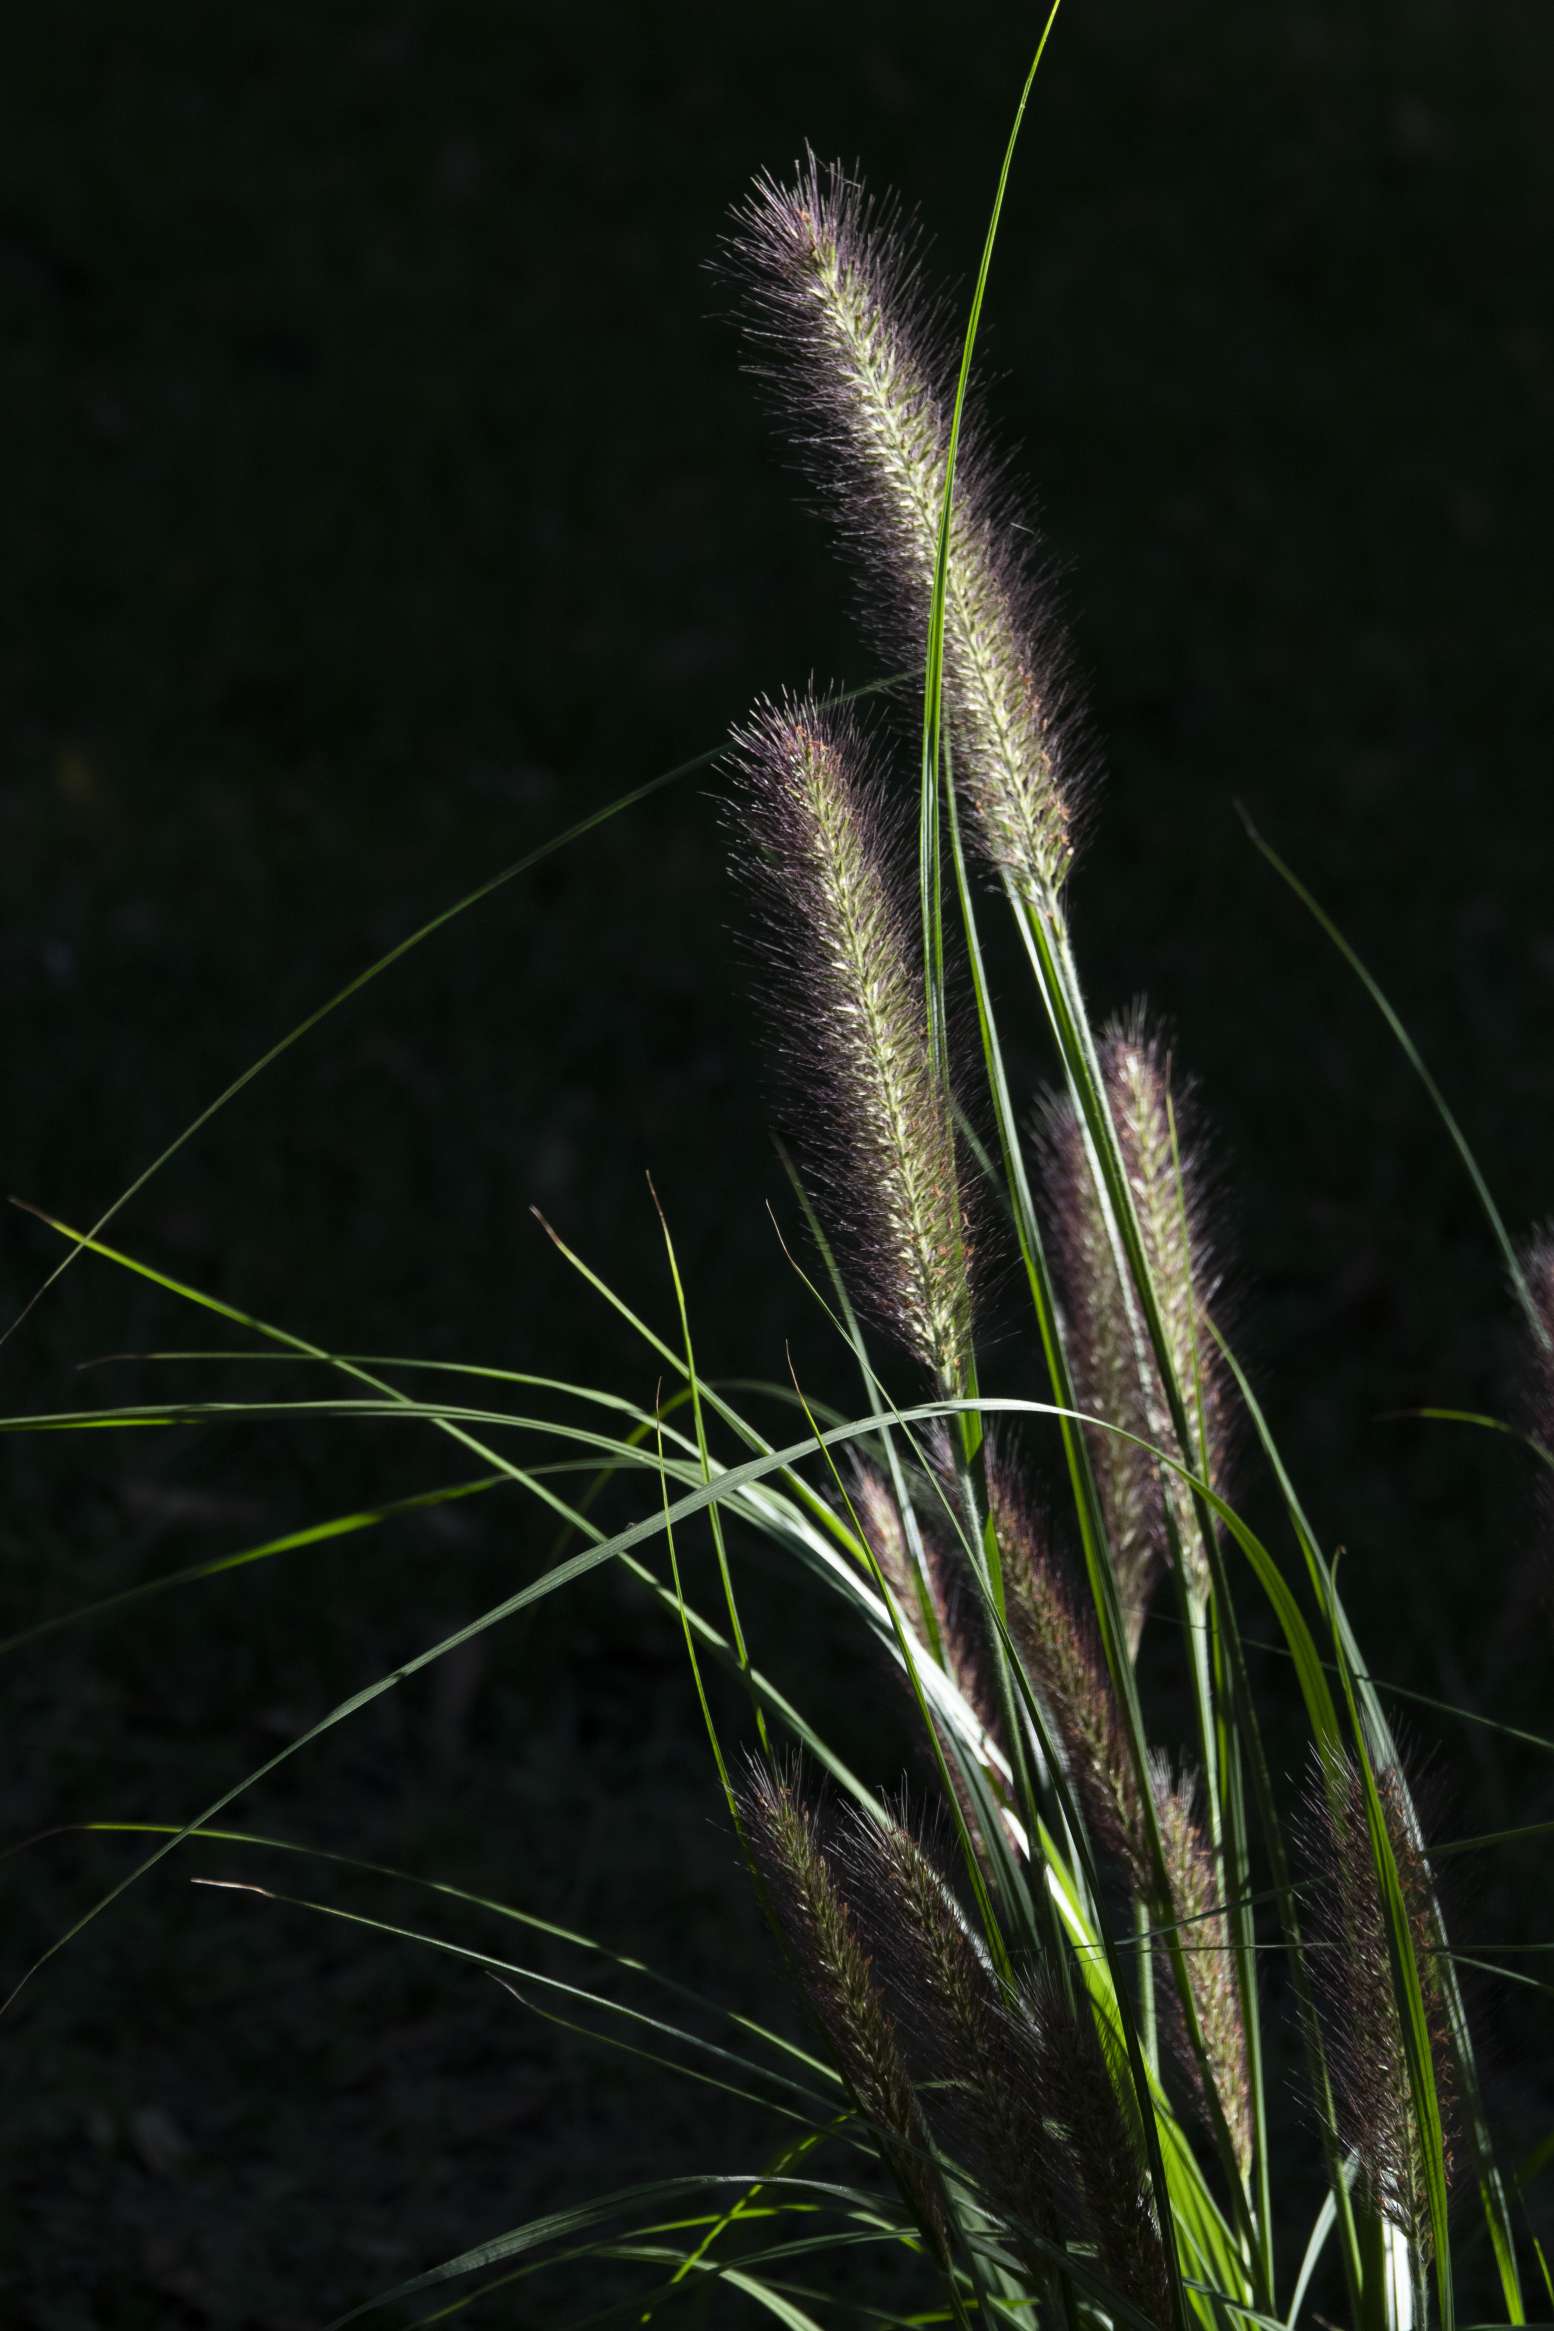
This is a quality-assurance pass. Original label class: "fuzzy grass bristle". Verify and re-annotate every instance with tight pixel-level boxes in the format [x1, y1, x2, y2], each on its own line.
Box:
[738, 1761, 949, 2255]
[1037, 1009, 1230, 1643]
[1296, 1747, 1458, 2256]
[724, 153, 1085, 916]
[834, 1802, 1170, 2322]
[850, 1454, 999, 1741]
[987, 1446, 1146, 1870]
[990, 1449, 1253, 2173]
[726, 693, 973, 1386]
[1150, 1755, 1253, 2178]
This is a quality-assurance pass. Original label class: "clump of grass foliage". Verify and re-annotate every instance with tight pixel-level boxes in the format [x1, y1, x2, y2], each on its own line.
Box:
[7, 26, 1552, 2331]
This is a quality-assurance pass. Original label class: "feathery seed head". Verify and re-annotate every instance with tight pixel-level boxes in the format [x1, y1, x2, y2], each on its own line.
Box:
[835, 1803, 1168, 2321]
[847, 1455, 920, 1614]
[738, 1761, 948, 2252]
[727, 693, 973, 1386]
[987, 1446, 1146, 1873]
[1296, 1748, 1458, 2253]
[1522, 1235, 1554, 1429]
[992, 1450, 1253, 2176]
[1024, 1976, 1175, 2330]
[724, 154, 1085, 915]
[1150, 1756, 1253, 2178]
[1517, 1232, 1554, 1567]
[850, 1454, 1000, 1742]
[1037, 1010, 1231, 1644]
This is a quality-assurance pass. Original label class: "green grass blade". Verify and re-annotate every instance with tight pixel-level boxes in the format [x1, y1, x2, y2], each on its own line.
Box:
[652, 1176, 768, 1755]
[1239, 811, 1543, 1348]
[0, 1472, 506, 1656]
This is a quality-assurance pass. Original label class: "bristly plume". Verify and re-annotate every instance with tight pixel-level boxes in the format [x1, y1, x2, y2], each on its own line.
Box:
[990, 1452, 1253, 2173]
[724, 154, 1085, 917]
[726, 693, 973, 1387]
[850, 1454, 999, 1742]
[1521, 1236, 1554, 1437]
[847, 1456, 1005, 1868]
[1037, 1009, 1230, 1645]
[1516, 1232, 1554, 1584]
[835, 1804, 1170, 2324]
[1026, 1971, 1175, 2331]
[833, 1802, 1051, 2257]
[987, 1448, 1145, 1870]
[1295, 1748, 1458, 2254]
[738, 1761, 949, 2256]
[1150, 1757, 1253, 2179]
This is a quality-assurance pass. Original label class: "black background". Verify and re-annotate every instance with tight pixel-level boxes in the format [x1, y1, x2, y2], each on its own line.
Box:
[4, 4, 1552, 2323]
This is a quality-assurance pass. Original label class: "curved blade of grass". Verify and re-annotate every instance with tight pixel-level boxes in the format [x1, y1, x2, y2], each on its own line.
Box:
[191, 1872, 836, 2122]
[48, 1819, 832, 2078]
[0, 1473, 507, 1657]
[652, 1177, 767, 1755]
[3, 674, 912, 1356]
[482, 1966, 835, 2133]
[8, 1209, 984, 1826]
[1, 1390, 1166, 1996]
[9, 1384, 1056, 2006]
[1239, 809, 1542, 1348]
[1431, 1822, 1554, 1861]
[642, 2118, 834, 2329]
[1287, 2165, 1358, 2331]
[1215, 1319, 1525, 2320]
[403, 2223, 919, 2331]
[2, 758, 692, 1351]
[653, 1399, 739, 1820]
[317, 2174, 907, 2329]
[1386, 1409, 1554, 1478]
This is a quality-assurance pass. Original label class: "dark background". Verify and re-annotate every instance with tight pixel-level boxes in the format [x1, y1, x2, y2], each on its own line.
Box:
[3, 3, 1552, 2323]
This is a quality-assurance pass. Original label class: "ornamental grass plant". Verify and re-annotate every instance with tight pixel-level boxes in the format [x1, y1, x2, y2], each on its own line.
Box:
[6, 27, 1552, 2331]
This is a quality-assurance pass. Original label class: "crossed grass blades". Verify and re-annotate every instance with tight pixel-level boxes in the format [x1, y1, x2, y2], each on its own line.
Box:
[705, 146, 1518, 2330]
[8, 80, 1552, 2331]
